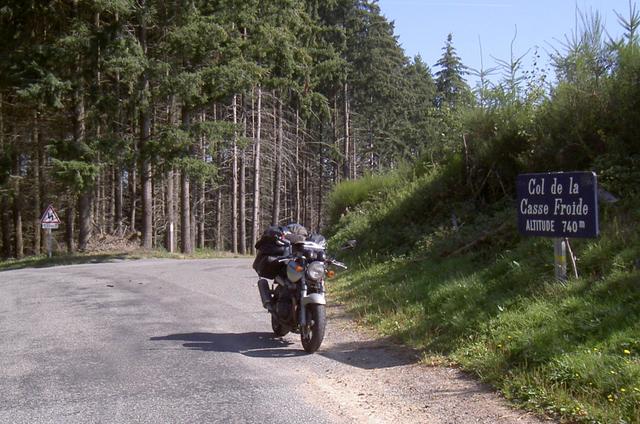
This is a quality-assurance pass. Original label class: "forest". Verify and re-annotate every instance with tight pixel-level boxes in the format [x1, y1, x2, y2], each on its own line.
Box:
[1, 0, 639, 262]
[0, 0, 439, 258]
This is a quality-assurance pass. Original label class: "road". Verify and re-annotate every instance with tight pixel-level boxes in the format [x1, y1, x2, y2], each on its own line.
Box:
[0, 258, 547, 424]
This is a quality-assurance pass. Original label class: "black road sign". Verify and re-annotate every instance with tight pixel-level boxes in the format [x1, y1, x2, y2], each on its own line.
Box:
[517, 172, 599, 238]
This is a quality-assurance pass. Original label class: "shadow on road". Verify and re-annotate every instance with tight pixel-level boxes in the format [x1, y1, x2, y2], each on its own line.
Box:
[321, 304, 421, 370]
[150, 331, 421, 367]
[320, 339, 420, 370]
[150, 332, 307, 358]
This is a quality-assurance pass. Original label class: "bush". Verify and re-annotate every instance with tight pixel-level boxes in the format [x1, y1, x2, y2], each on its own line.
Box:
[326, 167, 409, 229]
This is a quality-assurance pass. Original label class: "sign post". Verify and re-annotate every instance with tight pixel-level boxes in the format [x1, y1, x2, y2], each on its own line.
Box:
[517, 172, 599, 281]
[553, 238, 567, 281]
[40, 205, 61, 258]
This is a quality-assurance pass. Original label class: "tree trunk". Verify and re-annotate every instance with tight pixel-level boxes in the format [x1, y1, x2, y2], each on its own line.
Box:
[215, 186, 222, 250]
[113, 53, 122, 235]
[108, 167, 114, 234]
[343, 82, 350, 180]
[94, 11, 104, 236]
[211, 103, 222, 251]
[115, 167, 123, 234]
[100, 168, 106, 235]
[181, 171, 192, 254]
[129, 165, 137, 233]
[33, 115, 41, 255]
[193, 111, 204, 251]
[78, 190, 92, 252]
[94, 168, 100, 233]
[231, 94, 239, 254]
[239, 97, 247, 254]
[180, 108, 192, 254]
[13, 171, 24, 259]
[333, 94, 340, 184]
[152, 175, 158, 247]
[215, 115, 223, 252]
[198, 180, 205, 249]
[302, 155, 308, 228]
[317, 144, 324, 231]
[39, 142, 47, 253]
[352, 126, 357, 179]
[197, 112, 206, 250]
[74, 94, 91, 250]
[65, 201, 75, 254]
[174, 169, 180, 244]
[295, 110, 301, 223]
[1, 195, 11, 258]
[368, 122, 375, 170]
[0, 93, 8, 258]
[190, 185, 196, 251]
[283, 169, 288, 223]
[140, 114, 152, 248]
[271, 94, 283, 226]
[165, 95, 177, 252]
[251, 86, 262, 253]
[74, 1, 91, 251]
[165, 169, 175, 252]
[139, 2, 153, 249]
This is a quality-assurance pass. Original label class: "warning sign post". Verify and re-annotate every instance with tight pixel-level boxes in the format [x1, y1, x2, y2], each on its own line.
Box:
[40, 205, 61, 257]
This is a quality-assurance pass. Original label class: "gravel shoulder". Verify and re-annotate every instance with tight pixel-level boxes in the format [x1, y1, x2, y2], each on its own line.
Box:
[299, 304, 550, 424]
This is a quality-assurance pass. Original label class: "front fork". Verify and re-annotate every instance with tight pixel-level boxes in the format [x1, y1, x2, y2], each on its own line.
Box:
[298, 279, 308, 327]
[298, 278, 326, 329]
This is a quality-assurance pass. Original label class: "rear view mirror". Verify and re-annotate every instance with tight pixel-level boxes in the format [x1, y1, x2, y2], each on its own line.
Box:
[340, 240, 357, 250]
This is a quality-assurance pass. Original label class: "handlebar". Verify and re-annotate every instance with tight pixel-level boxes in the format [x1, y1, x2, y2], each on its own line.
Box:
[275, 255, 347, 270]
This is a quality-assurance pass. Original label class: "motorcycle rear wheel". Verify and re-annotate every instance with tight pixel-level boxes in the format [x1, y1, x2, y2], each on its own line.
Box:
[301, 304, 326, 353]
[271, 313, 290, 337]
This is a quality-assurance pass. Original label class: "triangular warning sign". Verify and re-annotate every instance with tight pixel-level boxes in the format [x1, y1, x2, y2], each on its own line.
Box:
[40, 205, 61, 225]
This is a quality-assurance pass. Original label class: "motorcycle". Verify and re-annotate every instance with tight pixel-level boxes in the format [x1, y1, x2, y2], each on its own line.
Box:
[254, 226, 349, 353]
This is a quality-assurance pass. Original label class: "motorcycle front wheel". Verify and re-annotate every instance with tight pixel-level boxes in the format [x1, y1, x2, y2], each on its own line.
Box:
[300, 304, 326, 353]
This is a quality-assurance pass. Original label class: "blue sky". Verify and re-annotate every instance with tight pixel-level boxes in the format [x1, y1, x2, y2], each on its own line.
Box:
[377, 0, 635, 84]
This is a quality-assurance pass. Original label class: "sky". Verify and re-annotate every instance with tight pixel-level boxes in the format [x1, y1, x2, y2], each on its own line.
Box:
[377, 0, 635, 84]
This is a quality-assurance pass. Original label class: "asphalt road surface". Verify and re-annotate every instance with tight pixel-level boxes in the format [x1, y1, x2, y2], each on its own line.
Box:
[0, 258, 547, 424]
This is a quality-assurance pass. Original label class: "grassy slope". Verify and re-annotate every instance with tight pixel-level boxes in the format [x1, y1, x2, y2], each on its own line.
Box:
[328, 169, 640, 423]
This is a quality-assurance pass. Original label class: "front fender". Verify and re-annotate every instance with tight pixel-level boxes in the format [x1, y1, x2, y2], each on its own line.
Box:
[301, 293, 326, 307]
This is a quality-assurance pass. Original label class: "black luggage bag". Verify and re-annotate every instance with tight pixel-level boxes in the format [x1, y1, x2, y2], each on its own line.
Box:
[253, 226, 290, 279]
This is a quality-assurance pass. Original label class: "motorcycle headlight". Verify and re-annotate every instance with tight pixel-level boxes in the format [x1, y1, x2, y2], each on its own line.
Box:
[306, 261, 325, 281]
[287, 260, 304, 283]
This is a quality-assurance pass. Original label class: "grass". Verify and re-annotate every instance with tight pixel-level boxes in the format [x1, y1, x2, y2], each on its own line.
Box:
[328, 166, 640, 423]
[327, 167, 410, 230]
[0, 248, 249, 272]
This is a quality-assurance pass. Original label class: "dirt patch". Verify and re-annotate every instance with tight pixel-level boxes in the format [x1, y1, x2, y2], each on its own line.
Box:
[304, 304, 551, 424]
[86, 232, 142, 253]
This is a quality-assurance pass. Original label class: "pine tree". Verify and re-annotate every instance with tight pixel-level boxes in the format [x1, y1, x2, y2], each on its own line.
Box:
[345, 0, 408, 170]
[434, 33, 472, 109]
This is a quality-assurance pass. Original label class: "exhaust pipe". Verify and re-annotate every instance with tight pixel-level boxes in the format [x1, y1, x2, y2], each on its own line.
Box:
[257, 279, 273, 311]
